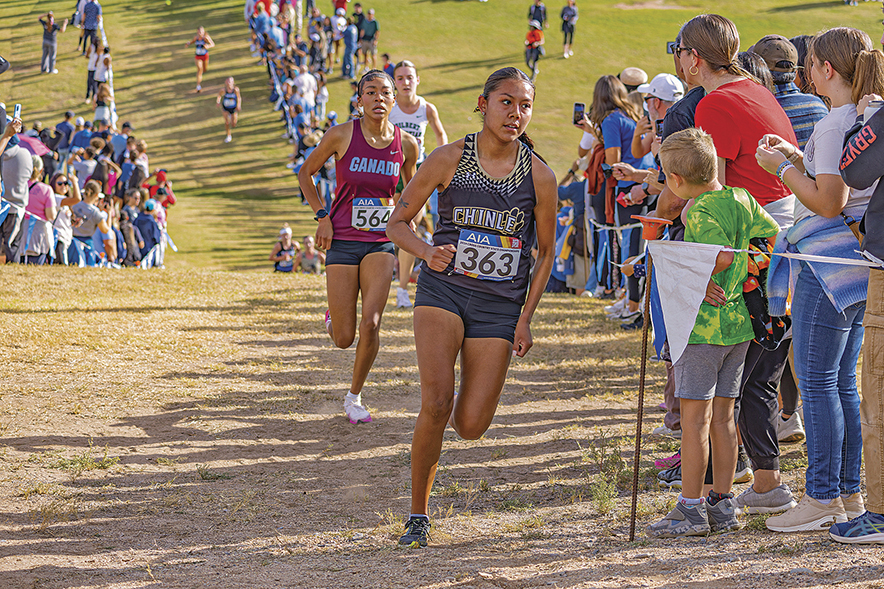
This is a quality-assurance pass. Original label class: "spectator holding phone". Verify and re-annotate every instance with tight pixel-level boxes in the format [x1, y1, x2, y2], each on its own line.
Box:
[589, 74, 654, 325]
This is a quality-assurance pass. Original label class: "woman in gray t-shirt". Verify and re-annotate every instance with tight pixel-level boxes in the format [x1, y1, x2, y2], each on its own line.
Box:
[71, 180, 108, 239]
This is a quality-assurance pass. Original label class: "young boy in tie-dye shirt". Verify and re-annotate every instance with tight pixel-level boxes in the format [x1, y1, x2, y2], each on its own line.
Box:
[647, 128, 779, 538]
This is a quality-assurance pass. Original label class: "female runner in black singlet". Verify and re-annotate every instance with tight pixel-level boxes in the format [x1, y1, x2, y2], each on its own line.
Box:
[216, 77, 242, 143]
[386, 67, 557, 547]
[299, 70, 419, 425]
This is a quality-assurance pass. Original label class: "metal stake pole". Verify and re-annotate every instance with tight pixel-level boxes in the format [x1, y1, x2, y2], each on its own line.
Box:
[628, 257, 654, 542]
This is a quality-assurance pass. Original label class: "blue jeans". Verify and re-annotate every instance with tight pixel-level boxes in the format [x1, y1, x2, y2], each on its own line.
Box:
[792, 263, 864, 500]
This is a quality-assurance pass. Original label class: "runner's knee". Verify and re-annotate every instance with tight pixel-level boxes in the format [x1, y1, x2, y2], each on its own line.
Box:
[358, 316, 381, 339]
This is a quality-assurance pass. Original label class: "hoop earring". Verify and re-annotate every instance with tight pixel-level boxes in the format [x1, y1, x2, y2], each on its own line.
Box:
[689, 65, 699, 76]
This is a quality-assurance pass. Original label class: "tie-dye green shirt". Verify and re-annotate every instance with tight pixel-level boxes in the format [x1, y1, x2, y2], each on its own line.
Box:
[684, 187, 780, 345]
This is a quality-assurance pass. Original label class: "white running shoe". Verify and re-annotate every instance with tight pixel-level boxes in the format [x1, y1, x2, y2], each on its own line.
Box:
[196, 84, 201, 92]
[224, 135, 232, 143]
[344, 398, 372, 424]
[604, 298, 627, 314]
[51, 69, 59, 74]
[396, 287, 413, 308]
[568, 49, 574, 56]
[777, 409, 806, 443]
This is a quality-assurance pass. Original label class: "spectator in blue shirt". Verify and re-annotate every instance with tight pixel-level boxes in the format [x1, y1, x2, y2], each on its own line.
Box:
[751, 35, 828, 149]
[70, 119, 93, 151]
[342, 18, 358, 79]
[55, 110, 75, 158]
[82, 0, 102, 54]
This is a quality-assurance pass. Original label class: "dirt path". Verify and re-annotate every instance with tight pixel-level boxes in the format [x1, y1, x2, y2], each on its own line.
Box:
[1, 268, 882, 589]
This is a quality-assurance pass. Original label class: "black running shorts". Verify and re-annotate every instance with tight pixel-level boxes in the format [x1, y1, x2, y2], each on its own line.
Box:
[325, 239, 394, 266]
[414, 270, 521, 343]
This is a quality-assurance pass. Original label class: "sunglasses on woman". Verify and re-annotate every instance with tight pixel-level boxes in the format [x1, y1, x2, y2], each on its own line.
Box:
[57, 181, 70, 186]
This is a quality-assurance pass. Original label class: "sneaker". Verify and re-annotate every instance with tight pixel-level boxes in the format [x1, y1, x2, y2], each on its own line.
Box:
[766, 495, 847, 532]
[196, 85, 201, 93]
[647, 501, 710, 537]
[563, 52, 570, 59]
[655, 451, 680, 470]
[777, 409, 806, 443]
[658, 463, 682, 489]
[344, 397, 372, 424]
[829, 511, 884, 544]
[734, 484, 797, 514]
[396, 287, 413, 308]
[598, 289, 616, 300]
[707, 496, 741, 532]
[843, 493, 866, 520]
[734, 450, 753, 483]
[604, 298, 627, 314]
[398, 516, 430, 547]
[621, 314, 643, 331]
[51, 68, 58, 74]
[568, 49, 574, 56]
[324, 309, 332, 331]
[620, 309, 641, 323]
[652, 425, 682, 438]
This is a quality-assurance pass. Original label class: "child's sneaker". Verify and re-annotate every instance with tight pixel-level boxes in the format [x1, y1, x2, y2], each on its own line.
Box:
[344, 398, 372, 424]
[843, 493, 866, 520]
[655, 451, 680, 470]
[734, 484, 797, 514]
[651, 425, 681, 438]
[829, 511, 884, 544]
[766, 495, 847, 532]
[398, 516, 430, 547]
[706, 496, 741, 532]
[647, 501, 710, 538]
[657, 463, 682, 489]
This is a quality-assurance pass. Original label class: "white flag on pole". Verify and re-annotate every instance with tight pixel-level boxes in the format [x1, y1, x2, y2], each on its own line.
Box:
[647, 240, 723, 364]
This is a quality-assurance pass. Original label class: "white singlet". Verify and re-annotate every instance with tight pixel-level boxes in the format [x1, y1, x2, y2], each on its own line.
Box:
[389, 97, 429, 163]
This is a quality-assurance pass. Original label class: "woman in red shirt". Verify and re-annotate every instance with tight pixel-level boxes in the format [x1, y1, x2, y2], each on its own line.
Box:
[674, 13, 800, 519]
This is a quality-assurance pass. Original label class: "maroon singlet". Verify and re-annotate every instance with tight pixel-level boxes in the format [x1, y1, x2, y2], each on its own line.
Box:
[330, 118, 405, 242]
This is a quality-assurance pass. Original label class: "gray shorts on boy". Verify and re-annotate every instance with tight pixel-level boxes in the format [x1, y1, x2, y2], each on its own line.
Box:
[674, 341, 751, 401]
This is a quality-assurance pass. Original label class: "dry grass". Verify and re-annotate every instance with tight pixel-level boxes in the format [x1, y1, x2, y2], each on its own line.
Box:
[2, 267, 883, 588]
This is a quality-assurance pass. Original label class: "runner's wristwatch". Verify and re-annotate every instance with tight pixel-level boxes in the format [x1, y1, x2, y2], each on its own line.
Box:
[314, 208, 328, 221]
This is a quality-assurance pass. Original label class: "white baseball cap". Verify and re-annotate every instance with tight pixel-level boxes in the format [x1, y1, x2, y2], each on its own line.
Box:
[637, 73, 684, 102]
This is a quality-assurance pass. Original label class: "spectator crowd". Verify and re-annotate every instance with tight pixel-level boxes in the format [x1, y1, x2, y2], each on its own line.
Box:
[0, 0, 178, 269]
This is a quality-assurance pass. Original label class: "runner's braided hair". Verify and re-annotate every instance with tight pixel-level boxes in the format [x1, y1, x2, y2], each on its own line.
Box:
[475, 67, 546, 163]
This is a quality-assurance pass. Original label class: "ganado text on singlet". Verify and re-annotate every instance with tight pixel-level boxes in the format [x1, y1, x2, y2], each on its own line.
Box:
[453, 206, 525, 235]
[348, 157, 401, 176]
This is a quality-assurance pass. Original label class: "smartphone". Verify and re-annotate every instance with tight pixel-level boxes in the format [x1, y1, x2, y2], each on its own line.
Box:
[13, 103, 21, 119]
[573, 102, 585, 125]
[666, 41, 677, 55]
[655, 119, 664, 137]
[601, 163, 613, 179]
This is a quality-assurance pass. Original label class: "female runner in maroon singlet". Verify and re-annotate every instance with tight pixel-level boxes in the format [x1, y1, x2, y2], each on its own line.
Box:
[299, 70, 419, 425]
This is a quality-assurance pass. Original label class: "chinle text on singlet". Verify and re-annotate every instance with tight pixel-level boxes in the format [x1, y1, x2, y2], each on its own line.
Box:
[453, 206, 525, 235]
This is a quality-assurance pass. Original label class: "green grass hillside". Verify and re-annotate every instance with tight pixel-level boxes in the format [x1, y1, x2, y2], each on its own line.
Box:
[1, 0, 878, 270]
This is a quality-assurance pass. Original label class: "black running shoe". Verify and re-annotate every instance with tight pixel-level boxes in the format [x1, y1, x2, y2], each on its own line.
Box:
[398, 516, 430, 547]
[621, 314, 643, 331]
[658, 463, 682, 489]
